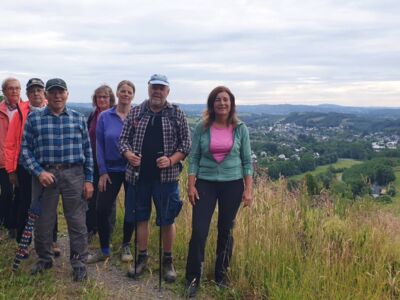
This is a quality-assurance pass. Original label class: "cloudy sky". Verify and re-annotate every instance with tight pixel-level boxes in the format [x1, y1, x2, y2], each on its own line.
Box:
[1, 0, 399, 106]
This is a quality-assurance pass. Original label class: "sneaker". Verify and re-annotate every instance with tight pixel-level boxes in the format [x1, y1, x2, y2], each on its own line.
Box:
[121, 245, 133, 262]
[31, 260, 53, 275]
[72, 266, 88, 282]
[127, 254, 148, 278]
[87, 249, 109, 264]
[163, 256, 177, 283]
[185, 279, 199, 298]
[52, 242, 61, 257]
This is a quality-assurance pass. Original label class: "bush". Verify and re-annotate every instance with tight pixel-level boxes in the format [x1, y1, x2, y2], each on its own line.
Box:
[376, 195, 392, 203]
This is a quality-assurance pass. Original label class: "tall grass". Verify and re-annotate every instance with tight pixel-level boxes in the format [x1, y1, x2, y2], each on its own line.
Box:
[180, 177, 400, 299]
[2, 170, 400, 299]
[111, 171, 400, 299]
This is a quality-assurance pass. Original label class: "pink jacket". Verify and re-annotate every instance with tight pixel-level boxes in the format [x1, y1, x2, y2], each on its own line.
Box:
[4, 101, 30, 173]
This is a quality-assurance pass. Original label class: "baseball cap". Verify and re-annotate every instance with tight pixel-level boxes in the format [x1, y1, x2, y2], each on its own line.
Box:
[45, 78, 68, 91]
[148, 74, 169, 86]
[26, 78, 45, 90]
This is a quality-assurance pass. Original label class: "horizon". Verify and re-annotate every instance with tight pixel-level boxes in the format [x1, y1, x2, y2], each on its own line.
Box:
[67, 100, 400, 110]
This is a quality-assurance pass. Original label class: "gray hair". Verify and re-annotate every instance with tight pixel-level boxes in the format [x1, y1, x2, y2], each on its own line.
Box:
[2, 77, 20, 92]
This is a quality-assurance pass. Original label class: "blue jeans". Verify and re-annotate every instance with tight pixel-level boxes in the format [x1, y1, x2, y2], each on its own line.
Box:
[125, 180, 182, 226]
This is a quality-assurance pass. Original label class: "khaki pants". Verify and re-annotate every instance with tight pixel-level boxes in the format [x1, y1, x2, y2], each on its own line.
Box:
[32, 165, 88, 268]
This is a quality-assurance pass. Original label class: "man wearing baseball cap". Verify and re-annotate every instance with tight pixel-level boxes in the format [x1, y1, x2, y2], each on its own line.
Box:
[120, 74, 191, 282]
[21, 78, 94, 281]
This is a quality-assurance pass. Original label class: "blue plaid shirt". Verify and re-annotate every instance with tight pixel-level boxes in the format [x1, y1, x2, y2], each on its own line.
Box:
[21, 106, 93, 182]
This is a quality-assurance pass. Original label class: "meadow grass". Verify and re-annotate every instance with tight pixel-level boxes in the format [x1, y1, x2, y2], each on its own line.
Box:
[2, 169, 400, 299]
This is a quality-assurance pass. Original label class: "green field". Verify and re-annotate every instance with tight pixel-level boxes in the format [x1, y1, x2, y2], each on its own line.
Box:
[290, 159, 362, 180]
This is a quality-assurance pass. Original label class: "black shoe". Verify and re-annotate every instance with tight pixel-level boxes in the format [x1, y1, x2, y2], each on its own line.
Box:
[8, 229, 17, 239]
[31, 260, 53, 275]
[185, 279, 199, 298]
[72, 266, 88, 282]
[127, 254, 148, 278]
[215, 278, 229, 289]
[163, 256, 177, 283]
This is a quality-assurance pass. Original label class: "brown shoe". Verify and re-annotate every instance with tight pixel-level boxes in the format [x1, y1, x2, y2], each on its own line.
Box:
[52, 242, 61, 257]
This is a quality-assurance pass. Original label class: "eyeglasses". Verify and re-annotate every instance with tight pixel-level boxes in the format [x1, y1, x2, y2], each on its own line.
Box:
[6, 87, 21, 91]
[96, 95, 110, 99]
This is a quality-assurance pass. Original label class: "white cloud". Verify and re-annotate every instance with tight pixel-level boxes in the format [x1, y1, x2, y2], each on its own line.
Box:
[0, 0, 399, 106]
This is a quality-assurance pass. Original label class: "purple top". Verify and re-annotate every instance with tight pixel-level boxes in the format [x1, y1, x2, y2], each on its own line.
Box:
[210, 124, 234, 163]
[96, 106, 127, 175]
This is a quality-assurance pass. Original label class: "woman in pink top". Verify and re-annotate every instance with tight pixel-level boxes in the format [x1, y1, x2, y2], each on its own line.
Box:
[185, 86, 253, 297]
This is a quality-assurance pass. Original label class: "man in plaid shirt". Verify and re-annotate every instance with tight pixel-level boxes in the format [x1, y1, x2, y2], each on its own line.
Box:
[21, 78, 93, 282]
[120, 74, 191, 282]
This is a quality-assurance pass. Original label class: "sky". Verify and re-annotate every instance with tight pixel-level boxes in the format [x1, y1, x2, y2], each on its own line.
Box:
[1, 0, 400, 107]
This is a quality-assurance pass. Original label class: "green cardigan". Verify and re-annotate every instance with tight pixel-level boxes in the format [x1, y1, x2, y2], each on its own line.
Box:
[188, 120, 253, 182]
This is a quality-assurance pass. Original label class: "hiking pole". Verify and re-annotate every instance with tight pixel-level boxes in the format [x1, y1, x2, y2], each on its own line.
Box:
[157, 151, 164, 292]
[133, 153, 140, 279]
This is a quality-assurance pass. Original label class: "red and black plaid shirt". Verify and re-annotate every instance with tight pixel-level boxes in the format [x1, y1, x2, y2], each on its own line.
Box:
[119, 100, 191, 184]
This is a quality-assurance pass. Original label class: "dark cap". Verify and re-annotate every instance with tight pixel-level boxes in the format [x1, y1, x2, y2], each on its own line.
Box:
[45, 78, 68, 91]
[26, 78, 45, 90]
[148, 74, 169, 86]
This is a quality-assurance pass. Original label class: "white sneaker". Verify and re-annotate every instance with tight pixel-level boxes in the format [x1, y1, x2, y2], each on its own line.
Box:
[121, 245, 133, 262]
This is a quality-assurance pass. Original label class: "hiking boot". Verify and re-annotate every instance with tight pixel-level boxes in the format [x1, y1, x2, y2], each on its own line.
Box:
[185, 279, 199, 298]
[72, 266, 88, 282]
[31, 260, 53, 275]
[52, 242, 61, 257]
[162, 256, 177, 283]
[87, 249, 109, 264]
[127, 254, 148, 278]
[121, 245, 133, 262]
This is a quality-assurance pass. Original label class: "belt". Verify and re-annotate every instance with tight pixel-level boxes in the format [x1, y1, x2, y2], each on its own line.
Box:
[44, 163, 81, 170]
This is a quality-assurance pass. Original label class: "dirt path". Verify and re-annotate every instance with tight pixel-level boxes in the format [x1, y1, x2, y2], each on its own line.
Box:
[52, 234, 186, 300]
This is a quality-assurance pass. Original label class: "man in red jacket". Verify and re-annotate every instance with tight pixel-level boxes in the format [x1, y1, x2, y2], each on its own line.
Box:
[0, 77, 21, 239]
[5, 78, 60, 255]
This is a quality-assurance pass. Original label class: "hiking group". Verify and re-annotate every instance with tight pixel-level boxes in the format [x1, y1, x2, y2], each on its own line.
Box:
[0, 74, 253, 298]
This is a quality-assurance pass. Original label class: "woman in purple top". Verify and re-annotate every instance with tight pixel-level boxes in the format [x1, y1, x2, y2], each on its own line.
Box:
[87, 80, 135, 264]
[86, 85, 116, 241]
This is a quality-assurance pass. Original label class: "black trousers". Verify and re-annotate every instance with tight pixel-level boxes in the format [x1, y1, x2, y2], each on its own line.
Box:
[87, 164, 117, 236]
[97, 172, 127, 249]
[0, 168, 14, 229]
[185, 178, 244, 284]
[13, 165, 58, 243]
